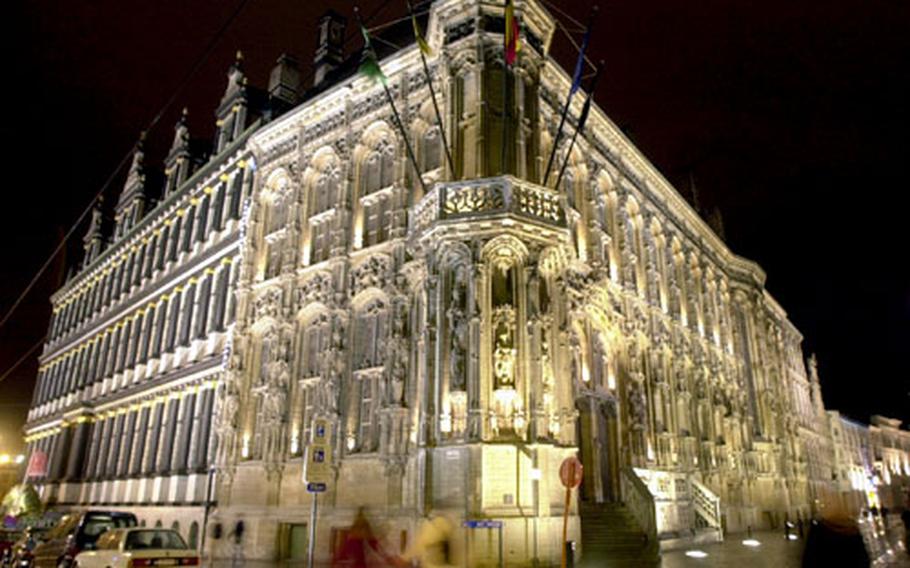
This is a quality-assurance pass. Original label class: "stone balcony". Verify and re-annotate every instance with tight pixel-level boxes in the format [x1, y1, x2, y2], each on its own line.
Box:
[409, 175, 567, 235]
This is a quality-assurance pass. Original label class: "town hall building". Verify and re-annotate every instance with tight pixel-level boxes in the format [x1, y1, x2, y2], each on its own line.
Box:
[21, 0, 910, 565]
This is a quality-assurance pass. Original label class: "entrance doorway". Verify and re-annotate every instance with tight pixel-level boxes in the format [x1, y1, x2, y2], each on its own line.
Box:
[278, 523, 308, 564]
[575, 397, 620, 503]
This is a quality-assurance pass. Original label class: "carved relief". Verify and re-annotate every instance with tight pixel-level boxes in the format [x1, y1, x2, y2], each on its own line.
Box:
[447, 265, 469, 391]
[492, 305, 517, 390]
[351, 254, 392, 296]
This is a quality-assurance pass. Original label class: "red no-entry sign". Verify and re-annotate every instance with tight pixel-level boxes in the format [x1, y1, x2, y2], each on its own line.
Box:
[559, 456, 583, 489]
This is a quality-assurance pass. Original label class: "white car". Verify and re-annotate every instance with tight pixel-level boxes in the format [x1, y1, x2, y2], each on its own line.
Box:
[73, 528, 199, 567]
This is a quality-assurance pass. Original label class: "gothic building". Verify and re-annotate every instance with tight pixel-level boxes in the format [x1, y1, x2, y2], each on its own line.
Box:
[21, 0, 909, 565]
[23, 51, 274, 546]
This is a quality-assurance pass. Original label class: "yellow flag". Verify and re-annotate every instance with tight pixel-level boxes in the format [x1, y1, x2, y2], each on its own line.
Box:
[412, 13, 432, 56]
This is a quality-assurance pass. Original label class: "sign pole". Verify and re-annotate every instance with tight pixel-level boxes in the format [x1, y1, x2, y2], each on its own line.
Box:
[561, 486, 571, 568]
[559, 456, 583, 568]
[307, 492, 318, 568]
[498, 523, 504, 568]
[303, 418, 332, 568]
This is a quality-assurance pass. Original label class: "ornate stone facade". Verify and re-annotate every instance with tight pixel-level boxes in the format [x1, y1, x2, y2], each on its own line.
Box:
[211, 0, 847, 562]
[22, 52, 262, 548]
[22, 0, 910, 565]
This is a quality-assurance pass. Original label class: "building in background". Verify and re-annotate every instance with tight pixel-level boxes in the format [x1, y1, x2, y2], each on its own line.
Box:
[828, 411, 876, 516]
[0, 453, 27, 503]
[869, 415, 910, 510]
[19, 0, 910, 565]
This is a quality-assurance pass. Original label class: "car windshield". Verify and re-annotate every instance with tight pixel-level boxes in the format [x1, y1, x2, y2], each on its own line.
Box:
[82, 515, 136, 543]
[124, 530, 187, 551]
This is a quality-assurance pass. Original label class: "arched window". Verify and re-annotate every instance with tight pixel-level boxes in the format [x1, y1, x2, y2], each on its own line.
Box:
[188, 522, 199, 549]
[305, 152, 341, 265]
[181, 206, 196, 252]
[355, 131, 396, 249]
[260, 172, 293, 279]
[353, 297, 388, 371]
[298, 312, 329, 379]
[352, 295, 388, 453]
[195, 195, 210, 243]
[362, 138, 395, 194]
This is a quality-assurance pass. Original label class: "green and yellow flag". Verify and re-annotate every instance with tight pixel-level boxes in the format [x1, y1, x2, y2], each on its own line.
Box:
[412, 13, 432, 56]
[359, 24, 387, 85]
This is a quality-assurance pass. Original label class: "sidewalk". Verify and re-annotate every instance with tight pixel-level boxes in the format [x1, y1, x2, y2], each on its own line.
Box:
[201, 525, 910, 567]
[661, 531, 804, 568]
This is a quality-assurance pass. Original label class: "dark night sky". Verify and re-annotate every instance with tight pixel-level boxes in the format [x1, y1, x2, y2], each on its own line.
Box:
[2, 0, 908, 452]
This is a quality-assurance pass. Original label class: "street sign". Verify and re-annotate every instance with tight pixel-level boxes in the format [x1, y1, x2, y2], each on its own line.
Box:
[559, 456, 583, 489]
[304, 418, 333, 485]
[463, 520, 503, 529]
[304, 418, 333, 568]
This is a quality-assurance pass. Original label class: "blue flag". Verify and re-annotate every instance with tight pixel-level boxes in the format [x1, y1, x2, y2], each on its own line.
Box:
[570, 26, 592, 95]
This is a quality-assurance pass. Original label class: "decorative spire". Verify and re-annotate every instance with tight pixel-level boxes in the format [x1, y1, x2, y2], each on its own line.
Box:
[215, 49, 251, 152]
[167, 108, 191, 162]
[220, 50, 247, 105]
[164, 109, 196, 195]
[114, 133, 148, 239]
[121, 131, 147, 200]
[82, 196, 106, 266]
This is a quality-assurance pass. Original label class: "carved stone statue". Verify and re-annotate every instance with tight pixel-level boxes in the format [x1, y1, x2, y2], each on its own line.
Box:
[628, 378, 647, 428]
[448, 311, 467, 391]
[216, 388, 241, 465]
[492, 306, 516, 389]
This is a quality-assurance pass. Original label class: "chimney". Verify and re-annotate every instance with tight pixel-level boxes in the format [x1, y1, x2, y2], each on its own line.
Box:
[313, 10, 347, 88]
[268, 53, 301, 115]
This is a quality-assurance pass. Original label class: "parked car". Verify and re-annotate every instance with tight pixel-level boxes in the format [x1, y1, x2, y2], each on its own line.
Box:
[1, 530, 23, 567]
[31, 512, 137, 568]
[73, 529, 198, 568]
[3, 527, 48, 568]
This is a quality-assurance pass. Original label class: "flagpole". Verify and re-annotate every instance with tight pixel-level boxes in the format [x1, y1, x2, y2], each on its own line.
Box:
[407, 0, 457, 181]
[553, 63, 603, 192]
[355, 7, 428, 197]
[543, 86, 574, 186]
[501, 63, 510, 175]
[543, 6, 597, 187]
[501, 0, 516, 175]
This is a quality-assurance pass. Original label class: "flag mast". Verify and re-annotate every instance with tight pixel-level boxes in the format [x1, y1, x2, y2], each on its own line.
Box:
[553, 62, 603, 192]
[501, 0, 521, 175]
[543, 6, 598, 187]
[407, 0, 457, 180]
[355, 7, 428, 197]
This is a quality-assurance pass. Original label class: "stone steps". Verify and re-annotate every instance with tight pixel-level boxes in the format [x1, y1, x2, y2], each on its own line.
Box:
[578, 502, 660, 567]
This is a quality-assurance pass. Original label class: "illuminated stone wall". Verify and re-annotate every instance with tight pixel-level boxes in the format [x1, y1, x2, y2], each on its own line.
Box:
[23, 0, 910, 564]
[212, 0, 833, 562]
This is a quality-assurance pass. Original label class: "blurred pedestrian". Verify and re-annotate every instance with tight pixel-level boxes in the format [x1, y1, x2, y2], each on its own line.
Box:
[900, 504, 909, 556]
[333, 507, 393, 568]
[802, 500, 869, 567]
[401, 515, 457, 568]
